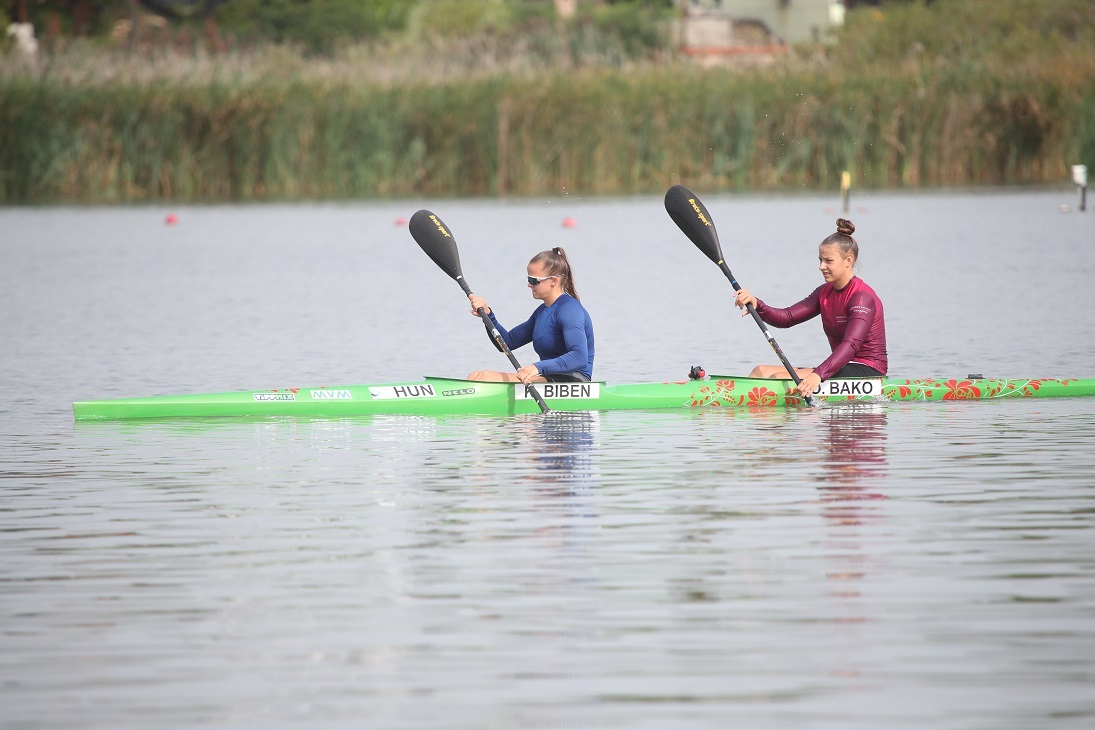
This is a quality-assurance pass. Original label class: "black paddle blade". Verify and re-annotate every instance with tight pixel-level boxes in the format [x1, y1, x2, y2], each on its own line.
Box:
[664, 184, 724, 265]
[409, 209, 463, 281]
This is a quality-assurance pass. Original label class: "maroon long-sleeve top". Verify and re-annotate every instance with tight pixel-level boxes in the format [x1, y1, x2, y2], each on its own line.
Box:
[755, 276, 888, 380]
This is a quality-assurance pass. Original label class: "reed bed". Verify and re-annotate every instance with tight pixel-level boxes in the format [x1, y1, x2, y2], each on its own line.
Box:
[2, 41, 1093, 203]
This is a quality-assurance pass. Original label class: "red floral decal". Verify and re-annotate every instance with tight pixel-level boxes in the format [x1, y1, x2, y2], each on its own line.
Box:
[747, 387, 778, 407]
[1023, 379, 1043, 395]
[942, 379, 982, 400]
[690, 380, 739, 407]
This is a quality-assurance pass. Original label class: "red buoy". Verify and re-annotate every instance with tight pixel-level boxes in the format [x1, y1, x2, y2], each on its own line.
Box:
[165, 213, 179, 225]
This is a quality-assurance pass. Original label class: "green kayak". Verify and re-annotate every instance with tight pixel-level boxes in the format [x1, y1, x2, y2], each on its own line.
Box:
[72, 375, 1095, 420]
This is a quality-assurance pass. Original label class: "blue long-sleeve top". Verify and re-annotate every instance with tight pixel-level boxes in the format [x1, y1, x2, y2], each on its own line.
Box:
[484, 294, 595, 379]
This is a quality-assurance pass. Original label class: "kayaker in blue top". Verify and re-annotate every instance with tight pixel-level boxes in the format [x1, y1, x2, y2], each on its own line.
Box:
[467, 247, 595, 384]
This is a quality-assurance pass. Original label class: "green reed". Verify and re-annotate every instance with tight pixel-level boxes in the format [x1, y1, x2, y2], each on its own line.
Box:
[2, 54, 1093, 203]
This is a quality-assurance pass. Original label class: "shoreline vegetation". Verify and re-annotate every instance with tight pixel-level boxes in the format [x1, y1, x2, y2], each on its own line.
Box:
[1, 0, 1093, 204]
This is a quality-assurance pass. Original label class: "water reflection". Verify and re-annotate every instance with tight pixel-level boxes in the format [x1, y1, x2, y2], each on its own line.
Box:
[455, 412, 602, 497]
[813, 403, 890, 645]
[818, 404, 889, 526]
[519, 412, 600, 495]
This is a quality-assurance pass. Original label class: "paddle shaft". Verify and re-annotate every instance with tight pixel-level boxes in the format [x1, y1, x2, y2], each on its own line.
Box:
[717, 261, 814, 406]
[455, 278, 552, 414]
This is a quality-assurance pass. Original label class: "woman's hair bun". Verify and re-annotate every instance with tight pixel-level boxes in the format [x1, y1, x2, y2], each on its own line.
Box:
[835, 218, 855, 236]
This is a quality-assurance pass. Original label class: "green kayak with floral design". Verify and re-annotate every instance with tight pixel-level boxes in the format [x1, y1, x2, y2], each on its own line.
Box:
[72, 375, 1095, 420]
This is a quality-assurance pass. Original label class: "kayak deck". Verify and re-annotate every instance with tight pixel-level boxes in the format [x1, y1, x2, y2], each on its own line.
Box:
[72, 375, 1095, 420]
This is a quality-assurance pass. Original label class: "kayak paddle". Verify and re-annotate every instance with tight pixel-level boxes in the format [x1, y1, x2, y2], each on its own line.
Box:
[408, 209, 551, 414]
[664, 184, 813, 406]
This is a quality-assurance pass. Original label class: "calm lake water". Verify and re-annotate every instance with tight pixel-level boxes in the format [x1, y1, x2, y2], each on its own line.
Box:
[2, 190, 1094, 728]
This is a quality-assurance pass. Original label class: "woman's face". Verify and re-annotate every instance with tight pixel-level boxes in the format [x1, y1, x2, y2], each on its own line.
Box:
[526, 261, 559, 301]
[818, 244, 855, 286]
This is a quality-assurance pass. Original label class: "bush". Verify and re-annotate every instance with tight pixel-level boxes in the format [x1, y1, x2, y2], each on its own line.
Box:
[587, 2, 673, 57]
[831, 0, 1095, 69]
[216, 0, 411, 53]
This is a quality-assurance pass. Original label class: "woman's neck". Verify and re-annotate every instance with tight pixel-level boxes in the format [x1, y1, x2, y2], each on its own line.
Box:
[542, 290, 564, 307]
[833, 273, 855, 291]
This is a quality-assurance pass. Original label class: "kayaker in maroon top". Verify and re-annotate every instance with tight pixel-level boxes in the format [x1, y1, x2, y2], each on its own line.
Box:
[734, 218, 888, 398]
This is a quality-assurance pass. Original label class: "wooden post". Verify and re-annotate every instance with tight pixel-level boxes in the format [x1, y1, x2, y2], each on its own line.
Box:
[840, 170, 851, 213]
[73, 0, 93, 36]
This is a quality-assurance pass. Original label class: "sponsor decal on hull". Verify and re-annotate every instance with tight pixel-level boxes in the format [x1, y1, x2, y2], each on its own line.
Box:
[369, 384, 437, 400]
[814, 379, 883, 397]
[515, 383, 600, 400]
[311, 390, 353, 400]
[441, 387, 477, 397]
[254, 392, 296, 401]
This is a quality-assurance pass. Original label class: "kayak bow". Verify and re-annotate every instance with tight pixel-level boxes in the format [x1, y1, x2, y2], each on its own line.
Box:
[73, 375, 1095, 420]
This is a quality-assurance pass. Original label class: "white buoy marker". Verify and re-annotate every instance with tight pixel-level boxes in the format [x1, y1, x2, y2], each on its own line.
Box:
[1072, 164, 1087, 212]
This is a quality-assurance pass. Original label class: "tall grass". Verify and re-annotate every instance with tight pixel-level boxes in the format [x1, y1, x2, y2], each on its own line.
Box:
[2, 0, 1093, 203]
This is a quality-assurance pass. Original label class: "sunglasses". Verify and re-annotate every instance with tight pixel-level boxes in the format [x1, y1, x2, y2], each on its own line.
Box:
[526, 275, 558, 286]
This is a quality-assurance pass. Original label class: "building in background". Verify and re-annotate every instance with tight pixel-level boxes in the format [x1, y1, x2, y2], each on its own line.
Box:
[675, 0, 845, 60]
